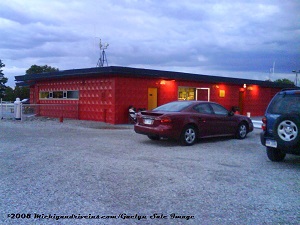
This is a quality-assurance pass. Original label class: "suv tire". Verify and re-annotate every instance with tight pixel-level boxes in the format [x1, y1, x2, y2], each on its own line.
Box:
[266, 147, 286, 162]
[273, 114, 300, 148]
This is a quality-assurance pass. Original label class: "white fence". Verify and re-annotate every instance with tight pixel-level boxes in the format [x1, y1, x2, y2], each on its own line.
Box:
[0, 101, 14, 119]
[1, 101, 79, 121]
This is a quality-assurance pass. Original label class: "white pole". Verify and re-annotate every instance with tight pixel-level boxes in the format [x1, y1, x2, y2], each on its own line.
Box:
[20, 102, 23, 121]
[0, 98, 2, 119]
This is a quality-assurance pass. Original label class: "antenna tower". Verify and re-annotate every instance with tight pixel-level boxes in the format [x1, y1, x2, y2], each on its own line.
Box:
[97, 39, 109, 67]
[269, 61, 275, 81]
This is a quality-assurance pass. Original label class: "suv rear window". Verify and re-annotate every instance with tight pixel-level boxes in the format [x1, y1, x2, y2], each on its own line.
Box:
[267, 93, 300, 114]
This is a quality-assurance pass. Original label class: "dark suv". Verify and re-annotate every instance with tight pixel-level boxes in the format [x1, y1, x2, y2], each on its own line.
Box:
[260, 88, 300, 162]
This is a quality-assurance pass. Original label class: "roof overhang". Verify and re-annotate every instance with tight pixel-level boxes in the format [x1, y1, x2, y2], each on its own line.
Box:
[15, 66, 296, 89]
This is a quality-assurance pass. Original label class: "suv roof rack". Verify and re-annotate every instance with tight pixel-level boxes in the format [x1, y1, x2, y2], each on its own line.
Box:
[280, 87, 300, 91]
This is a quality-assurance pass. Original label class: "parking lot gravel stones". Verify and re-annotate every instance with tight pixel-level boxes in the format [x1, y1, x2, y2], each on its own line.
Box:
[0, 118, 299, 225]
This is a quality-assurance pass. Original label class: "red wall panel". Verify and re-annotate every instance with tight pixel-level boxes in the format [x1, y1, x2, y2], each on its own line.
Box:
[114, 77, 179, 124]
[29, 75, 283, 124]
[31, 77, 116, 123]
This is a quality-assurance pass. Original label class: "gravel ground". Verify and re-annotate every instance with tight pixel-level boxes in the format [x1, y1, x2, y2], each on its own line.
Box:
[0, 118, 299, 225]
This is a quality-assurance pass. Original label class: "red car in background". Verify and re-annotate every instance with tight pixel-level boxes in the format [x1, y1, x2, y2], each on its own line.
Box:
[134, 101, 253, 146]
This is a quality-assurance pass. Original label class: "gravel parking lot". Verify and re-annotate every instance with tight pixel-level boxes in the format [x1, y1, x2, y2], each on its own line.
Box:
[1, 118, 299, 225]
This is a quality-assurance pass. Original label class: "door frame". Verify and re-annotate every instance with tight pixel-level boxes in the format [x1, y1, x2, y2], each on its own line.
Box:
[148, 87, 158, 110]
[196, 88, 210, 101]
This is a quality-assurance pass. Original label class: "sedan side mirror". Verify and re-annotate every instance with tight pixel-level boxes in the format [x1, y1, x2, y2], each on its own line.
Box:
[228, 111, 235, 116]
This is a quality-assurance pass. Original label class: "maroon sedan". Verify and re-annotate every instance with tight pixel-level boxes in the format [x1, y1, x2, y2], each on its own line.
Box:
[134, 101, 253, 146]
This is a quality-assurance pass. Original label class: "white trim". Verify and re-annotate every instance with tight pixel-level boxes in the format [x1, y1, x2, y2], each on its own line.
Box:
[39, 90, 79, 100]
[196, 88, 210, 101]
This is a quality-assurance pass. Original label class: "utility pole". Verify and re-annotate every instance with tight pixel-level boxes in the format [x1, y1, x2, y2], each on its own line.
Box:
[292, 70, 300, 86]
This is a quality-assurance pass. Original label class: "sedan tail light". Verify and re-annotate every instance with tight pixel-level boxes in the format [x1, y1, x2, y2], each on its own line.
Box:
[262, 117, 267, 131]
[159, 116, 172, 124]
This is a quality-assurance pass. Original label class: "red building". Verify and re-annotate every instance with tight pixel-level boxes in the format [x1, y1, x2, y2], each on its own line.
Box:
[15, 66, 294, 124]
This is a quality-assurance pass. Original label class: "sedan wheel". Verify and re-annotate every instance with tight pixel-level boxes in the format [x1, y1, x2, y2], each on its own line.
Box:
[180, 125, 197, 146]
[236, 123, 247, 139]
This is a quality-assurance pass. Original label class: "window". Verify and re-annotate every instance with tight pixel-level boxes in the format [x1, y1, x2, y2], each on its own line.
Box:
[67, 91, 79, 99]
[178, 87, 196, 100]
[210, 103, 228, 116]
[267, 94, 300, 114]
[39, 92, 50, 99]
[194, 103, 213, 114]
[39, 90, 79, 99]
[53, 91, 63, 98]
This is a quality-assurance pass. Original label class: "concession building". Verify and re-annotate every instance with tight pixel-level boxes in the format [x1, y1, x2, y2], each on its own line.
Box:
[15, 66, 294, 124]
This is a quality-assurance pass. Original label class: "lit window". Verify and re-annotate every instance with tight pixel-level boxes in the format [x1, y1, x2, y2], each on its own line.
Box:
[178, 87, 196, 100]
[53, 91, 63, 98]
[39, 92, 50, 99]
[39, 90, 79, 99]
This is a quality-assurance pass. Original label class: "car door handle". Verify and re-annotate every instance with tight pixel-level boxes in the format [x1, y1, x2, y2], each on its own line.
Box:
[199, 118, 206, 122]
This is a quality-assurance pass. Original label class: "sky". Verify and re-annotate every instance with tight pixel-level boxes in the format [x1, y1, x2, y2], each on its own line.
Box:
[1, 0, 300, 87]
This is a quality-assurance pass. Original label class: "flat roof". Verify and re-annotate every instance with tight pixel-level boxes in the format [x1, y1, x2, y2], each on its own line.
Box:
[15, 66, 295, 88]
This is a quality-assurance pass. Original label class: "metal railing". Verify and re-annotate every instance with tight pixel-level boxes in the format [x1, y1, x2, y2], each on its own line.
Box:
[0, 101, 14, 119]
[1, 102, 79, 121]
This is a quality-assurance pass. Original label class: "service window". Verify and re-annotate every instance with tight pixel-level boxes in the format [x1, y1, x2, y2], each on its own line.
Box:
[39, 92, 50, 99]
[53, 91, 63, 98]
[178, 87, 196, 100]
[39, 90, 79, 99]
[67, 91, 79, 99]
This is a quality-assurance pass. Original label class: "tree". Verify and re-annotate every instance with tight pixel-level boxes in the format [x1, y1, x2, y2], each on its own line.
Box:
[2, 86, 14, 101]
[0, 59, 8, 99]
[14, 86, 30, 100]
[274, 78, 294, 85]
[26, 64, 59, 75]
[265, 78, 295, 86]
[1, 86, 30, 101]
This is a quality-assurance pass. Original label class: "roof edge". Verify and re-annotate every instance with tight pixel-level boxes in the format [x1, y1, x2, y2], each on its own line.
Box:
[14, 66, 296, 89]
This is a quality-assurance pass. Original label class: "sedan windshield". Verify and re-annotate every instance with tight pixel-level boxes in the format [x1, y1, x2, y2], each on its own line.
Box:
[153, 101, 193, 112]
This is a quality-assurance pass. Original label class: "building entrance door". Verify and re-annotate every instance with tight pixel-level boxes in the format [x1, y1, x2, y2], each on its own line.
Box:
[196, 88, 210, 101]
[239, 89, 245, 115]
[148, 88, 157, 110]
